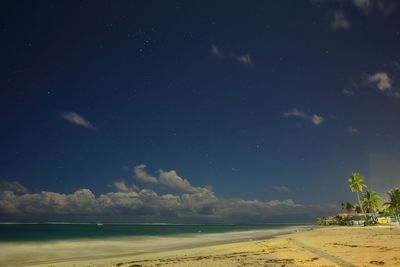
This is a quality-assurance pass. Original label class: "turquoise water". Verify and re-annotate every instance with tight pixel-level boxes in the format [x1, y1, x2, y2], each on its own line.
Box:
[0, 223, 302, 242]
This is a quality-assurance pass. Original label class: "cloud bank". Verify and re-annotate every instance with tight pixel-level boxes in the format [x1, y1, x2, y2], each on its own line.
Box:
[0, 181, 28, 194]
[0, 166, 337, 223]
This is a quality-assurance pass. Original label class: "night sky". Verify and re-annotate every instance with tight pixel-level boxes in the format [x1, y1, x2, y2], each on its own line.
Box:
[1, 0, 400, 222]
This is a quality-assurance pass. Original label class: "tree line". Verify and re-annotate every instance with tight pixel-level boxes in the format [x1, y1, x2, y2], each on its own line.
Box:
[344, 172, 400, 221]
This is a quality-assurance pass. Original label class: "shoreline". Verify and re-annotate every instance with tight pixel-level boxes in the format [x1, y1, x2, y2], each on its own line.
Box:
[0, 225, 311, 267]
[0, 223, 309, 242]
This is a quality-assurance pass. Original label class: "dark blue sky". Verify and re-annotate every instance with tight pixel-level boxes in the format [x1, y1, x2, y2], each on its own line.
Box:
[1, 1, 400, 222]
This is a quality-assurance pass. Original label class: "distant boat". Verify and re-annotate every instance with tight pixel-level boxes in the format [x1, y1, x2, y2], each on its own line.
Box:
[97, 223, 103, 226]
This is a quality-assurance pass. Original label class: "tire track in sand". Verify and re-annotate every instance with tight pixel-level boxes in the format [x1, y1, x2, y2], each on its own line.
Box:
[287, 238, 357, 267]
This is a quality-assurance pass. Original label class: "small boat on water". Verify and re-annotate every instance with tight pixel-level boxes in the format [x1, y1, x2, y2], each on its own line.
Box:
[96, 223, 103, 226]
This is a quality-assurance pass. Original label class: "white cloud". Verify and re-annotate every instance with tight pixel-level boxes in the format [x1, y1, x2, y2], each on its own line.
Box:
[342, 89, 354, 95]
[311, 114, 324, 125]
[133, 164, 158, 184]
[271, 185, 289, 193]
[231, 54, 253, 65]
[112, 181, 139, 193]
[266, 199, 297, 207]
[0, 181, 28, 194]
[368, 72, 392, 91]
[283, 108, 325, 126]
[357, 70, 400, 98]
[331, 11, 350, 30]
[133, 165, 207, 194]
[210, 44, 223, 58]
[347, 127, 359, 134]
[210, 44, 253, 65]
[283, 108, 308, 119]
[158, 170, 202, 193]
[0, 166, 338, 222]
[0, 189, 97, 214]
[61, 112, 95, 129]
[0, 183, 300, 220]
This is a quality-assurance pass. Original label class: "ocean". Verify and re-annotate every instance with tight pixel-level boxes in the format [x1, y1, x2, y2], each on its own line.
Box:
[0, 223, 304, 242]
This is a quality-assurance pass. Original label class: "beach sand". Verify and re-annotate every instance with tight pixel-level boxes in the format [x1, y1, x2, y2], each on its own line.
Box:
[10, 225, 400, 267]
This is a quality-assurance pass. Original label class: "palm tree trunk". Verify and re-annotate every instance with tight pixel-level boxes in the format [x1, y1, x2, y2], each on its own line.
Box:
[356, 191, 365, 214]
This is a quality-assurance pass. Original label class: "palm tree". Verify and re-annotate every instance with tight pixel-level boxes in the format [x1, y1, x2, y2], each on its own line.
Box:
[347, 172, 367, 214]
[345, 202, 353, 213]
[354, 205, 362, 213]
[384, 188, 400, 222]
[362, 190, 381, 213]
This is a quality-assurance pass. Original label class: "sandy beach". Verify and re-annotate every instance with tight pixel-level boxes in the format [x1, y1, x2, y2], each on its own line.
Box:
[3, 225, 397, 267]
